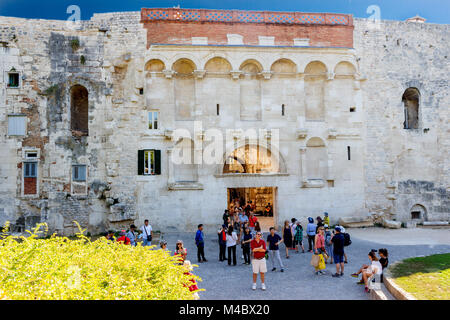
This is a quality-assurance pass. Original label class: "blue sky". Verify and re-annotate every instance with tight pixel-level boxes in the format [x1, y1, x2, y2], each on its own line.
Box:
[0, 0, 449, 24]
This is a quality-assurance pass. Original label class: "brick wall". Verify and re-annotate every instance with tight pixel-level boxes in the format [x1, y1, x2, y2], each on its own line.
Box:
[142, 8, 354, 48]
[24, 177, 37, 195]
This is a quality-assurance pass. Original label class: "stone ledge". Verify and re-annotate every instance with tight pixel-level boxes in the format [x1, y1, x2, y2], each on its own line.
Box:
[383, 263, 418, 300]
[339, 216, 374, 228]
[168, 182, 204, 190]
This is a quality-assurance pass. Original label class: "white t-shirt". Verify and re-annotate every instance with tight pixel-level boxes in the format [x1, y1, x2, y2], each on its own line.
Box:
[141, 224, 152, 237]
[370, 260, 383, 275]
[226, 232, 238, 247]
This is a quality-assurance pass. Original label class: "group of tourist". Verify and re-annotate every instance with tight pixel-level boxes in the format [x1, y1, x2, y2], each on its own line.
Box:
[105, 219, 154, 246]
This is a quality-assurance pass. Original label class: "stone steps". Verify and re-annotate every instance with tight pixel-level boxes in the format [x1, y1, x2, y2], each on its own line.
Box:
[370, 282, 396, 300]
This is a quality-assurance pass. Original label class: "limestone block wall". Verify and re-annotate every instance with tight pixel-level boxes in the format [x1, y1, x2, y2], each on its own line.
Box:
[354, 18, 449, 222]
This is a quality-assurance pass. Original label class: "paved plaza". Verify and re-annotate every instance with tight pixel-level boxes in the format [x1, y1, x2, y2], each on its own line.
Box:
[161, 228, 450, 300]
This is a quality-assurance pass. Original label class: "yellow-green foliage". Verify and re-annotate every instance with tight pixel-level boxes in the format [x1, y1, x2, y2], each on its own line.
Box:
[0, 222, 202, 300]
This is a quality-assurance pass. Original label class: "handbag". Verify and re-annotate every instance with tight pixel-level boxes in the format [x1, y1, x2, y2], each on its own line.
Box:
[317, 254, 326, 270]
[144, 226, 152, 242]
[310, 253, 320, 267]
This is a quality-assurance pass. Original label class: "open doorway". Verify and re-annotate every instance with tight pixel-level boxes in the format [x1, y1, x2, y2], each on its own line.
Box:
[227, 187, 276, 231]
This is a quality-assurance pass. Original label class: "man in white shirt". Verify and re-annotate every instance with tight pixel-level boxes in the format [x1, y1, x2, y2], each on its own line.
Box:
[141, 219, 153, 246]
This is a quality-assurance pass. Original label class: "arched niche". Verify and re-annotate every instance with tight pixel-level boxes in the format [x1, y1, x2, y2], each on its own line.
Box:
[270, 58, 297, 74]
[223, 144, 283, 174]
[304, 61, 327, 121]
[173, 59, 196, 120]
[145, 59, 165, 72]
[239, 60, 262, 120]
[70, 85, 89, 136]
[403, 88, 420, 129]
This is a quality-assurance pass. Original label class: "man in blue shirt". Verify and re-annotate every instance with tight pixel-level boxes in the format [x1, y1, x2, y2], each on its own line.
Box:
[126, 224, 137, 246]
[331, 226, 345, 277]
[266, 227, 284, 272]
[306, 217, 317, 253]
[195, 224, 207, 263]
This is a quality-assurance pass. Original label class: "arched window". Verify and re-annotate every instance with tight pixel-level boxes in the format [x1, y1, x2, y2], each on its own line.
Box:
[223, 145, 280, 174]
[304, 61, 327, 121]
[70, 85, 89, 135]
[173, 59, 196, 120]
[239, 60, 262, 121]
[403, 88, 420, 129]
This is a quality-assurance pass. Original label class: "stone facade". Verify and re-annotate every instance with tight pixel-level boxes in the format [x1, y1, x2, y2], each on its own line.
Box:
[0, 8, 448, 235]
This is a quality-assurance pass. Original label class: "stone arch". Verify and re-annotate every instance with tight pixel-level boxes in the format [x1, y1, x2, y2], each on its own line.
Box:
[145, 59, 165, 72]
[270, 58, 297, 74]
[402, 87, 420, 129]
[173, 138, 198, 182]
[239, 59, 263, 74]
[305, 137, 328, 180]
[304, 61, 328, 75]
[221, 142, 287, 174]
[410, 204, 427, 221]
[70, 84, 89, 136]
[172, 58, 196, 74]
[204, 57, 232, 73]
[334, 61, 357, 76]
[173, 59, 196, 120]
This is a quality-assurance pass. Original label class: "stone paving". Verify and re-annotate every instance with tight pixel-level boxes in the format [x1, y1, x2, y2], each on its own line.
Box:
[161, 228, 450, 300]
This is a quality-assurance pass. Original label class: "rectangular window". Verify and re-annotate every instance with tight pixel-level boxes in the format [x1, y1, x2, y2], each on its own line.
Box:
[217, 104, 220, 116]
[148, 111, 158, 130]
[350, 107, 356, 112]
[24, 162, 37, 178]
[347, 146, 351, 161]
[8, 73, 19, 88]
[8, 115, 26, 136]
[72, 165, 87, 181]
[138, 150, 161, 175]
[282, 104, 285, 116]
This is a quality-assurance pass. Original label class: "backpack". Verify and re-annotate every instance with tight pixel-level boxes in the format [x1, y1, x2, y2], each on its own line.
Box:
[343, 233, 352, 246]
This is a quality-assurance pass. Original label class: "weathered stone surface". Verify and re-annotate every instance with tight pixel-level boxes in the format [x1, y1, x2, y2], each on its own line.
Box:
[382, 219, 402, 229]
[339, 217, 374, 228]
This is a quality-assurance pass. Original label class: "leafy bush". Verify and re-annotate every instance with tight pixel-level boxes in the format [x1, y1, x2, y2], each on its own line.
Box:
[0, 222, 202, 300]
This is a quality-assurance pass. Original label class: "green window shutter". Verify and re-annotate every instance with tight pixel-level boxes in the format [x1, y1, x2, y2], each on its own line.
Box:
[138, 150, 144, 175]
[154, 150, 161, 175]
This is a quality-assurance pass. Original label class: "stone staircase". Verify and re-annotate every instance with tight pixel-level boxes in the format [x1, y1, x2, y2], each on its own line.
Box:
[370, 282, 396, 300]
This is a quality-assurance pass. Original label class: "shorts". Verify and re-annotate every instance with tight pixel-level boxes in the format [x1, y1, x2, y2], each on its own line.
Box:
[252, 258, 267, 274]
[333, 253, 344, 264]
[294, 239, 302, 246]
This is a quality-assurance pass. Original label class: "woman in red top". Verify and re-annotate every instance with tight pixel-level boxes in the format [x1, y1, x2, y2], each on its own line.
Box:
[248, 212, 258, 234]
[117, 230, 131, 245]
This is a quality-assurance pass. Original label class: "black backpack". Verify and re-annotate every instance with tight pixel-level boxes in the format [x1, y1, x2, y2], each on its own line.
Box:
[343, 233, 352, 246]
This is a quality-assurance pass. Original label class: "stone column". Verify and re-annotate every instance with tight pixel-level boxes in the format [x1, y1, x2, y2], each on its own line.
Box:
[167, 148, 175, 185]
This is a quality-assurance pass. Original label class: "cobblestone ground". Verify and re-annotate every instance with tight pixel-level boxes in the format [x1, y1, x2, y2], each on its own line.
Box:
[161, 229, 450, 300]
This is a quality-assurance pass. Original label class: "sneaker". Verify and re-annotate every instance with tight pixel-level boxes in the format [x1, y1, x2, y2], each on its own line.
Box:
[286, 256, 289, 259]
[351, 273, 359, 278]
[340, 273, 344, 277]
[357, 280, 365, 285]
[203, 259, 208, 262]
[364, 287, 369, 293]
[332, 273, 340, 277]
[281, 268, 284, 272]
[272, 268, 276, 272]
[252, 283, 257, 291]
[315, 271, 319, 275]
[261, 283, 266, 291]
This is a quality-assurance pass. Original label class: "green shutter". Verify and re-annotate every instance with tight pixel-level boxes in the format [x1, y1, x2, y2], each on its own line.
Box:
[138, 150, 144, 175]
[154, 150, 161, 175]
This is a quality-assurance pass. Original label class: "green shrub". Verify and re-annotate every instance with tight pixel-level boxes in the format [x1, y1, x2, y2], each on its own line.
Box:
[0, 222, 202, 300]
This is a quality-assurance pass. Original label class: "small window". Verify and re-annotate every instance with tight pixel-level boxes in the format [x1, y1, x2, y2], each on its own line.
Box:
[8, 73, 19, 88]
[8, 115, 26, 136]
[138, 150, 161, 176]
[411, 211, 421, 220]
[24, 162, 37, 178]
[148, 111, 158, 130]
[282, 104, 285, 116]
[25, 151, 38, 159]
[139, 88, 144, 95]
[347, 146, 351, 160]
[72, 165, 87, 181]
[217, 104, 220, 116]
[350, 107, 356, 112]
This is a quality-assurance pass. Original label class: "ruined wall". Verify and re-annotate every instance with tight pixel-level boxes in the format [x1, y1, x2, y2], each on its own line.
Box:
[354, 18, 450, 222]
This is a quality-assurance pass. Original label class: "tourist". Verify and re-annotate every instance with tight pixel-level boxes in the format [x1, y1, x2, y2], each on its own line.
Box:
[141, 219, 153, 247]
[294, 221, 305, 253]
[251, 231, 267, 291]
[314, 226, 326, 275]
[316, 216, 324, 233]
[183, 260, 200, 300]
[195, 224, 207, 263]
[282, 220, 293, 259]
[359, 251, 383, 293]
[105, 230, 115, 242]
[244, 201, 252, 215]
[265, 203, 273, 217]
[249, 212, 258, 234]
[254, 221, 262, 237]
[174, 240, 187, 264]
[126, 224, 137, 246]
[338, 225, 349, 263]
[378, 248, 389, 282]
[323, 212, 330, 226]
[290, 218, 297, 250]
[324, 225, 333, 264]
[241, 227, 253, 265]
[226, 225, 238, 266]
[267, 227, 284, 272]
[331, 226, 345, 277]
[160, 240, 168, 251]
[240, 210, 249, 227]
[218, 224, 227, 262]
[117, 230, 131, 245]
[222, 209, 230, 226]
[306, 217, 317, 253]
